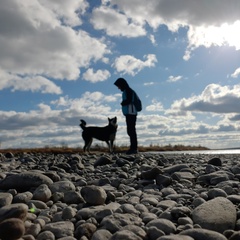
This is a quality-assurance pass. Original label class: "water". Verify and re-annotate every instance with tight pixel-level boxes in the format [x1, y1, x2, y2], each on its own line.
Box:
[151, 149, 240, 155]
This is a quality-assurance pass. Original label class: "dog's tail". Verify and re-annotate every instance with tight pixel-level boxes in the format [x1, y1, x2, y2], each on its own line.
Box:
[79, 119, 87, 130]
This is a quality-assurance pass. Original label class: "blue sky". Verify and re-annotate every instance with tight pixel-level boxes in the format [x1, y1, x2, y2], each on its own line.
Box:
[1, 0, 240, 149]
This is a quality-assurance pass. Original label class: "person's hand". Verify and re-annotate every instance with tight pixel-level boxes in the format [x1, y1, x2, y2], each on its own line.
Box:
[121, 100, 127, 106]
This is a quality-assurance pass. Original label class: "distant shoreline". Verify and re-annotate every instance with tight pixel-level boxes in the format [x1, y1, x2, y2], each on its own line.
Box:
[0, 145, 209, 154]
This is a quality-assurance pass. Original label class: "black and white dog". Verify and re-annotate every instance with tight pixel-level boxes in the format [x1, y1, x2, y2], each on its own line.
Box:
[79, 117, 117, 152]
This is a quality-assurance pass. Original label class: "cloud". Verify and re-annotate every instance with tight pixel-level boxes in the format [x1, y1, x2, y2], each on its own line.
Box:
[231, 67, 240, 78]
[83, 68, 111, 83]
[144, 82, 155, 86]
[39, 0, 89, 27]
[0, 69, 62, 94]
[160, 124, 210, 136]
[168, 84, 240, 116]
[167, 75, 182, 83]
[0, 0, 110, 92]
[0, 91, 119, 132]
[104, 1, 240, 59]
[146, 100, 164, 112]
[113, 54, 157, 76]
[91, 5, 146, 37]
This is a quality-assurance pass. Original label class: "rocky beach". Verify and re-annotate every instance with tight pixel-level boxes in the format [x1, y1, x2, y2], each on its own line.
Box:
[0, 151, 240, 240]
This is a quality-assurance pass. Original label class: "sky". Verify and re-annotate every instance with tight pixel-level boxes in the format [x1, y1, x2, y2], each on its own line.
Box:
[1, 0, 240, 150]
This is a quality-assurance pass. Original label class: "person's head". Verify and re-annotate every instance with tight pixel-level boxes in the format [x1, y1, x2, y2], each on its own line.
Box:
[114, 78, 129, 91]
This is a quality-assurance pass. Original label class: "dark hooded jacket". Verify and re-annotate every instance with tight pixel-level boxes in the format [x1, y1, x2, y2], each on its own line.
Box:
[114, 78, 137, 115]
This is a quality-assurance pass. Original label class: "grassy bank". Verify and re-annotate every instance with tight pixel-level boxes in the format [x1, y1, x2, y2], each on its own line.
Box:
[0, 144, 209, 154]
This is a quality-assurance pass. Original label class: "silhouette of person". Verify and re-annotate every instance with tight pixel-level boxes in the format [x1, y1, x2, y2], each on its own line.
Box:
[114, 78, 138, 154]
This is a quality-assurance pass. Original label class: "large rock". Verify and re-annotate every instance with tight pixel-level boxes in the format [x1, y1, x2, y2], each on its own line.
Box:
[100, 213, 142, 233]
[0, 172, 53, 191]
[146, 218, 177, 234]
[0, 192, 13, 207]
[0, 203, 28, 222]
[81, 185, 107, 205]
[163, 164, 189, 174]
[43, 221, 74, 238]
[92, 229, 112, 240]
[0, 218, 25, 240]
[33, 184, 52, 202]
[180, 228, 227, 240]
[192, 197, 236, 233]
[49, 180, 75, 193]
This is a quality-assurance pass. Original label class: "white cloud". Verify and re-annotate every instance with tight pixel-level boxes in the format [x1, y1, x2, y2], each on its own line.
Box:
[0, 69, 62, 94]
[104, 0, 240, 58]
[168, 84, 240, 116]
[144, 82, 155, 86]
[39, 0, 89, 27]
[146, 100, 164, 112]
[113, 54, 157, 76]
[167, 75, 182, 83]
[91, 5, 146, 37]
[0, 0, 110, 93]
[83, 68, 111, 83]
[231, 67, 240, 78]
[149, 34, 157, 46]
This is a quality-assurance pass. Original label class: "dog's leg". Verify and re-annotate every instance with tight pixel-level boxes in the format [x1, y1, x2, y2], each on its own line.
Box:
[110, 139, 114, 153]
[86, 138, 93, 152]
[105, 141, 111, 152]
[82, 132, 92, 152]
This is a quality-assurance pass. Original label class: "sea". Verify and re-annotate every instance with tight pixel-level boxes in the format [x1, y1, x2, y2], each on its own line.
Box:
[150, 149, 240, 155]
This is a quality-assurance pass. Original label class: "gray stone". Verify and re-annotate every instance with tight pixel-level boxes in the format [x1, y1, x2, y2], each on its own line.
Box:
[158, 235, 194, 240]
[62, 206, 76, 220]
[227, 195, 240, 204]
[121, 225, 147, 239]
[25, 222, 41, 237]
[141, 167, 162, 179]
[63, 190, 84, 204]
[37, 230, 55, 240]
[171, 172, 195, 181]
[0, 172, 53, 191]
[81, 185, 107, 205]
[110, 230, 142, 240]
[0, 192, 13, 207]
[94, 156, 112, 167]
[100, 213, 142, 233]
[156, 174, 172, 187]
[229, 231, 240, 240]
[57, 237, 77, 240]
[208, 157, 222, 166]
[171, 206, 192, 218]
[207, 188, 227, 199]
[92, 229, 112, 240]
[146, 218, 177, 234]
[43, 221, 74, 238]
[163, 164, 189, 174]
[33, 184, 52, 202]
[0, 218, 25, 240]
[49, 180, 75, 193]
[0, 203, 28, 222]
[192, 197, 236, 233]
[180, 228, 228, 240]
[147, 226, 165, 239]
[13, 191, 33, 203]
[74, 222, 97, 239]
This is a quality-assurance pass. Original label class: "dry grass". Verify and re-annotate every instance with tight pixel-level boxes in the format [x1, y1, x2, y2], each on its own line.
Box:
[0, 144, 209, 154]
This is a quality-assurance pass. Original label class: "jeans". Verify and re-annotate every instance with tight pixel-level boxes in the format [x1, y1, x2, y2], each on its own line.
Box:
[126, 114, 138, 150]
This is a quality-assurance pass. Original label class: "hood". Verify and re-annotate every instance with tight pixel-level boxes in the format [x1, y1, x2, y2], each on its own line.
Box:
[114, 78, 129, 90]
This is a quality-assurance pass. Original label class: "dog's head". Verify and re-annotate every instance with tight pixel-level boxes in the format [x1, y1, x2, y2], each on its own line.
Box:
[108, 117, 118, 129]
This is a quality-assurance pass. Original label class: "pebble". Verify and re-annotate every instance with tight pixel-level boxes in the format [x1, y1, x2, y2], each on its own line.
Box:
[0, 152, 240, 239]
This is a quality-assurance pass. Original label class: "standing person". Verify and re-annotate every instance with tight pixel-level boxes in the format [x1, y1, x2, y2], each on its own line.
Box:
[114, 78, 138, 154]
